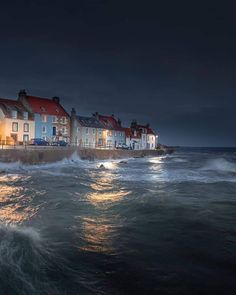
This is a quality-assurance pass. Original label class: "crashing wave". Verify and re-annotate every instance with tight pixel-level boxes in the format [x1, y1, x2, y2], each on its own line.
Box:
[201, 158, 236, 173]
[0, 224, 80, 295]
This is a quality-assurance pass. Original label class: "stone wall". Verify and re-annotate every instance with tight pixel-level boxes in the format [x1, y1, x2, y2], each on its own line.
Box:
[0, 146, 173, 164]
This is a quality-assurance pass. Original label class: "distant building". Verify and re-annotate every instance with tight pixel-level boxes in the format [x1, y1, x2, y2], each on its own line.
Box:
[125, 127, 141, 150]
[19, 90, 70, 142]
[94, 112, 126, 148]
[127, 120, 157, 150]
[0, 98, 35, 145]
[70, 108, 105, 147]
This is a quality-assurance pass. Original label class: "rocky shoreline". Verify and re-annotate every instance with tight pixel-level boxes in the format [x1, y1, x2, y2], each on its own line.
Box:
[0, 146, 174, 164]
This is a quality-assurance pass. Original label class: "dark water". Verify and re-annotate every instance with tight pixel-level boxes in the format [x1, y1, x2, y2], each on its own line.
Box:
[0, 148, 236, 295]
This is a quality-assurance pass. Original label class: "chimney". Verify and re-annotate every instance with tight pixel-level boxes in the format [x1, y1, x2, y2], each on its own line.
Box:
[52, 96, 60, 104]
[71, 107, 76, 118]
[18, 89, 27, 101]
[93, 111, 99, 119]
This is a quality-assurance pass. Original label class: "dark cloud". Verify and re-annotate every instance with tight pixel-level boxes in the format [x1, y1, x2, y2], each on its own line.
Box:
[0, 0, 235, 146]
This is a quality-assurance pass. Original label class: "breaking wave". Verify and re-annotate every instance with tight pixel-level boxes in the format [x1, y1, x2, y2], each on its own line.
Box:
[0, 152, 92, 173]
[0, 224, 81, 295]
[201, 158, 236, 173]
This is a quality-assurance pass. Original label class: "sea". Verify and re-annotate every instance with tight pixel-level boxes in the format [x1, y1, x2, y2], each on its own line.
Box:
[0, 147, 235, 295]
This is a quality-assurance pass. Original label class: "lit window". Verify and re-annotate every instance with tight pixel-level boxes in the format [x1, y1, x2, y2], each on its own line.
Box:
[11, 110, 17, 119]
[41, 115, 47, 122]
[42, 126, 46, 133]
[24, 123, 29, 132]
[12, 122, 18, 132]
[23, 112, 28, 120]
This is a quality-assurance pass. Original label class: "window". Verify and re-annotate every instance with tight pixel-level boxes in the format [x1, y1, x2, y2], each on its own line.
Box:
[99, 129, 102, 135]
[120, 132, 122, 136]
[12, 122, 18, 132]
[147, 136, 149, 141]
[53, 126, 57, 136]
[42, 126, 46, 133]
[41, 114, 47, 122]
[77, 127, 80, 132]
[11, 110, 17, 119]
[24, 123, 29, 132]
[61, 117, 66, 124]
[52, 116, 57, 123]
[114, 132, 117, 137]
[86, 128, 89, 134]
[93, 128, 95, 134]
[23, 134, 29, 142]
[61, 127, 67, 134]
[23, 112, 28, 120]
[107, 130, 112, 137]
[85, 138, 88, 144]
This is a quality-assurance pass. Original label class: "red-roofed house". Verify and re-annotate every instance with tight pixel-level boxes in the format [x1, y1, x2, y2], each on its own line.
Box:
[125, 127, 141, 150]
[128, 120, 158, 149]
[93, 112, 126, 148]
[18, 90, 70, 142]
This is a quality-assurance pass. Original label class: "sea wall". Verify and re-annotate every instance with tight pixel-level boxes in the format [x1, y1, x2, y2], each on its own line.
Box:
[0, 146, 173, 164]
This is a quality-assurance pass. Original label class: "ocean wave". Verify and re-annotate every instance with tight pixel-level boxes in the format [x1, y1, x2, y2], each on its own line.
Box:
[0, 152, 93, 173]
[0, 224, 82, 295]
[201, 158, 236, 173]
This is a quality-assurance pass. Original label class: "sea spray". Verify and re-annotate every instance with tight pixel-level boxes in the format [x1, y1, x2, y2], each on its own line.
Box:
[0, 224, 82, 295]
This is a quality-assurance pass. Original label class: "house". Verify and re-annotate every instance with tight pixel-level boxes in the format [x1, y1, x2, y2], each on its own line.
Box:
[70, 108, 105, 147]
[128, 120, 157, 150]
[0, 98, 35, 145]
[125, 127, 141, 150]
[18, 90, 70, 142]
[94, 112, 126, 148]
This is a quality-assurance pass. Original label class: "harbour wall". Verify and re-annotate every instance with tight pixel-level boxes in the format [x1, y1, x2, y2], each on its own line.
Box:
[0, 146, 174, 164]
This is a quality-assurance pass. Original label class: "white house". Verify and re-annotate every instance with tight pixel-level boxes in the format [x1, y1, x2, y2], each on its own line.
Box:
[0, 98, 35, 145]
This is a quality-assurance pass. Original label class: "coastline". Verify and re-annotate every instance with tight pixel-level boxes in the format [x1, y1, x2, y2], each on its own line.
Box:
[0, 146, 174, 164]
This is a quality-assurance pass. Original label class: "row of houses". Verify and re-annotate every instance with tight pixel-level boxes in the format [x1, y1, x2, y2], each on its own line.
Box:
[0, 90, 158, 149]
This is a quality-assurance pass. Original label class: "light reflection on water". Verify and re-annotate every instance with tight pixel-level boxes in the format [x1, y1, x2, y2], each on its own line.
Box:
[0, 175, 39, 224]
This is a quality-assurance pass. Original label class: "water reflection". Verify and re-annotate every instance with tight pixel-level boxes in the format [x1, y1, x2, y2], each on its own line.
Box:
[0, 175, 38, 224]
[79, 216, 117, 254]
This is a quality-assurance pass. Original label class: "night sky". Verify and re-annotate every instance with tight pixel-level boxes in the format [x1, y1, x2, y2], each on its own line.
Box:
[0, 0, 235, 146]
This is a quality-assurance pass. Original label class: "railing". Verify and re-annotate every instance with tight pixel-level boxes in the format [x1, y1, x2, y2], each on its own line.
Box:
[0, 141, 118, 150]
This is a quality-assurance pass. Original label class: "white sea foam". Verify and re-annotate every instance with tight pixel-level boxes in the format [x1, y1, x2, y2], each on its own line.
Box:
[201, 158, 236, 173]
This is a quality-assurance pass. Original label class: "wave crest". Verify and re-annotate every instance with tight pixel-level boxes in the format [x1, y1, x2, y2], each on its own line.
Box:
[201, 158, 236, 173]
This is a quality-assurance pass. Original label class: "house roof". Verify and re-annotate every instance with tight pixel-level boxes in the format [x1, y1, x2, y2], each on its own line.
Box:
[76, 116, 104, 128]
[125, 127, 141, 139]
[25, 95, 69, 117]
[98, 115, 124, 131]
[147, 128, 155, 135]
[0, 98, 34, 120]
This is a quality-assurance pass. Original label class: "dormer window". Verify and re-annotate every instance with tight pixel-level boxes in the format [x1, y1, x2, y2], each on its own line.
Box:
[40, 106, 46, 112]
[11, 110, 17, 119]
[23, 112, 28, 120]
[56, 108, 59, 113]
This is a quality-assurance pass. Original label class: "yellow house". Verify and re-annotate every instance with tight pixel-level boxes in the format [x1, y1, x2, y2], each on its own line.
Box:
[0, 98, 35, 145]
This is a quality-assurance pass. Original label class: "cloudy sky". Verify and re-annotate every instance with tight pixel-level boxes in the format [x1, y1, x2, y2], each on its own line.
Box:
[0, 0, 235, 146]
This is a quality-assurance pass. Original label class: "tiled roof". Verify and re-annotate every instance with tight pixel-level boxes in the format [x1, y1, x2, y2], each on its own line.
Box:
[25, 96, 69, 116]
[76, 116, 104, 128]
[98, 115, 124, 131]
[0, 98, 33, 120]
[125, 127, 141, 139]
[147, 128, 155, 135]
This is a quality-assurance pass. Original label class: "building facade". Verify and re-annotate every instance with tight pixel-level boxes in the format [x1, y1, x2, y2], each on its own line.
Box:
[94, 113, 126, 148]
[19, 90, 70, 142]
[127, 121, 157, 150]
[70, 108, 106, 147]
[0, 98, 35, 145]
